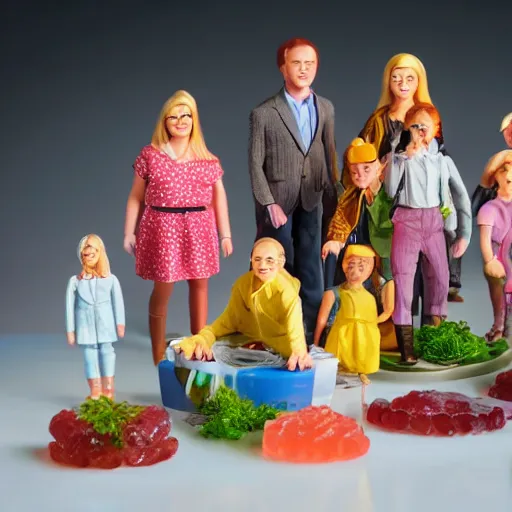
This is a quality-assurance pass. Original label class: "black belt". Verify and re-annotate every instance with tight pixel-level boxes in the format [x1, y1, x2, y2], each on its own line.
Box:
[151, 206, 207, 213]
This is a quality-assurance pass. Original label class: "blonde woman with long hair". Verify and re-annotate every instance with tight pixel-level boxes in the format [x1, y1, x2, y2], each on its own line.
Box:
[124, 90, 233, 366]
[328, 54, 437, 268]
[65, 234, 125, 399]
[325, 53, 463, 320]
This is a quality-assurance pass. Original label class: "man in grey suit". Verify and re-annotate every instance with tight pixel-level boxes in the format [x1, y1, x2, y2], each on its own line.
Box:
[248, 37, 339, 344]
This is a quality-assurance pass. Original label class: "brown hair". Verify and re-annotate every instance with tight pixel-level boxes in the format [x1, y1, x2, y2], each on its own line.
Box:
[404, 102, 443, 140]
[276, 38, 320, 68]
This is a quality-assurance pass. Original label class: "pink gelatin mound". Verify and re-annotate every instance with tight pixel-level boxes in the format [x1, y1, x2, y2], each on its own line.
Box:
[262, 405, 370, 463]
[366, 390, 506, 436]
[47, 405, 178, 469]
[488, 370, 512, 402]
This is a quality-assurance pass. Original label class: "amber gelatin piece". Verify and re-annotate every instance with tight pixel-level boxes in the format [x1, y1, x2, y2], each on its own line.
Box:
[262, 405, 370, 463]
[488, 370, 512, 402]
[366, 390, 506, 436]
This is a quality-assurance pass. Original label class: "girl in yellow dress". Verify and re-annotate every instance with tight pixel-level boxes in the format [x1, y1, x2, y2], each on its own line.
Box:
[317, 245, 393, 384]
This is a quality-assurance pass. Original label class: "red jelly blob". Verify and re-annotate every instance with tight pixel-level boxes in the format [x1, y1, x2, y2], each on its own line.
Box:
[366, 390, 506, 436]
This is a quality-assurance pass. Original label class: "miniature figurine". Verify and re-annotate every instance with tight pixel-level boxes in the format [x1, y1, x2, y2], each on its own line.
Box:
[340, 53, 464, 313]
[123, 90, 233, 366]
[248, 37, 339, 344]
[471, 114, 512, 340]
[384, 103, 472, 364]
[319, 245, 386, 385]
[471, 112, 512, 219]
[65, 234, 125, 399]
[476, 150, 512, 341]
[322, 137, 396, 350]
[173, 237, 313, 371]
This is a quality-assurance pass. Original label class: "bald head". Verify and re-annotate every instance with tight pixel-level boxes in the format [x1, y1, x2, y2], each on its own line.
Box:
[251, 238, 286, 282]
[252, 237, 285, 257]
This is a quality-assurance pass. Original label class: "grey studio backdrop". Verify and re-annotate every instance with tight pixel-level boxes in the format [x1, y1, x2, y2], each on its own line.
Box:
[1, 0, 511, 343]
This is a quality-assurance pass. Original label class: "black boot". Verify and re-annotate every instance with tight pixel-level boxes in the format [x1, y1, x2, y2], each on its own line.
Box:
[394, 324, 417, 365]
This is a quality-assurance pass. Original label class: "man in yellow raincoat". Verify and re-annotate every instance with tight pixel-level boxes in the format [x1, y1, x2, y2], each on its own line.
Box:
[173, 238, 312, 371]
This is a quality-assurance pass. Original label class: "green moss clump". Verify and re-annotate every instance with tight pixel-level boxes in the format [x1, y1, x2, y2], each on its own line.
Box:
[197, 387, 280, 440]
[77, 397, 145, 448]
[414, 320, 508, 366]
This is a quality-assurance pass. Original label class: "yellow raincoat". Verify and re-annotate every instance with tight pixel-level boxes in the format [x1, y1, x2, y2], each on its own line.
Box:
[178, 270, 307, 359]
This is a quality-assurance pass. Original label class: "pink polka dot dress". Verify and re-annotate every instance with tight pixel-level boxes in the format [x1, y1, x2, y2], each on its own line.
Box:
[133, 145, 223, 283]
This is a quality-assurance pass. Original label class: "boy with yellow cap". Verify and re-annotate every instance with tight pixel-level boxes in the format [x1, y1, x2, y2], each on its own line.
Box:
[323, 137, 393, 279]
[319, 138, 396, 350]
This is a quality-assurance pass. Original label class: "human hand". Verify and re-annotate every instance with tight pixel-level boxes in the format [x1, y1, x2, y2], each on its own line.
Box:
[287, 351, 313, 371]
[321, 241, 343, 260]
[267, 204, 287, 229]
[406, 125, 427, 157]
[123, 234, 136, 256]
[410, 123, 427, 145]
[221, 237, 233, 258]
[451, 238, 469, 258]
[485, 257, 506, 279]
[67, 332, 75, 346]
[174, 335, 213, 361]
[117, 325, 125, 338]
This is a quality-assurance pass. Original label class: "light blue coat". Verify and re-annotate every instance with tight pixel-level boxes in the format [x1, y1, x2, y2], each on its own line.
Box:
[65, 274, 125, 345]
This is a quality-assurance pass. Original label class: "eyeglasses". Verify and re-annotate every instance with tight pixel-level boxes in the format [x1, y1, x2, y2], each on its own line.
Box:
[166, 113, 192, 124]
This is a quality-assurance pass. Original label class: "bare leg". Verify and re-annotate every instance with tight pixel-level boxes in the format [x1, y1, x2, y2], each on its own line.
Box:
[359, 373, 371, 385]
[87, 379, 102, 399]
[148, 281, 175, 365]
[102, 377, 115, 399]
[188, 278, 208, 335]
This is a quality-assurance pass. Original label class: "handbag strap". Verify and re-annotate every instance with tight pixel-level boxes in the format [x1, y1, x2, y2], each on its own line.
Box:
[389, 170, 406, 218]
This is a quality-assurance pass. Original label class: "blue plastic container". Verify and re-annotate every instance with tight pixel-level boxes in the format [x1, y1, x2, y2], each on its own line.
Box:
[234, 367, 314, 411]
[158, 360, 197, 413]
[158, 359, 315, 412]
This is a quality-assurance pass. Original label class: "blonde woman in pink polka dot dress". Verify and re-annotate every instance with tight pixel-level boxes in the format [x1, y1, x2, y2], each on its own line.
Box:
[123, 90, 233, 366]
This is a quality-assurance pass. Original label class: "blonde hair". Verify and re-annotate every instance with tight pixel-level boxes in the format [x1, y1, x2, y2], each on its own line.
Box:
[500, 112, 512, 132]
[481, 150, 512, 187]
[78, 234, 110, 278]
[376, 53, 433, 110]
[150, 90, 217, 161]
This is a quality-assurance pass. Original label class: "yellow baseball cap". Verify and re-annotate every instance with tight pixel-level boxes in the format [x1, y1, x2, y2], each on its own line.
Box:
[344, 244, 376, 260]
[346, 138, 377, 164]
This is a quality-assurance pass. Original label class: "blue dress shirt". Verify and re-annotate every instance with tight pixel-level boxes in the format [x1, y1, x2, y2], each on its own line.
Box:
[284, 88, 317, 151]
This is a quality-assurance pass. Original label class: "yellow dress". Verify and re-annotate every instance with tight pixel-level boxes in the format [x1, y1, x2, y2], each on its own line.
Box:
[324, 284, 381, 375]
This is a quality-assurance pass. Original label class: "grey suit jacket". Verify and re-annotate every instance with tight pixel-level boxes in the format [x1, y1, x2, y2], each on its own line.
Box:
[248, 87, 338, 217]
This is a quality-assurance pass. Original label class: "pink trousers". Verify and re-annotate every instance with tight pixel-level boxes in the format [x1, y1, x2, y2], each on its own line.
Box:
[391, 207, 449, 325]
